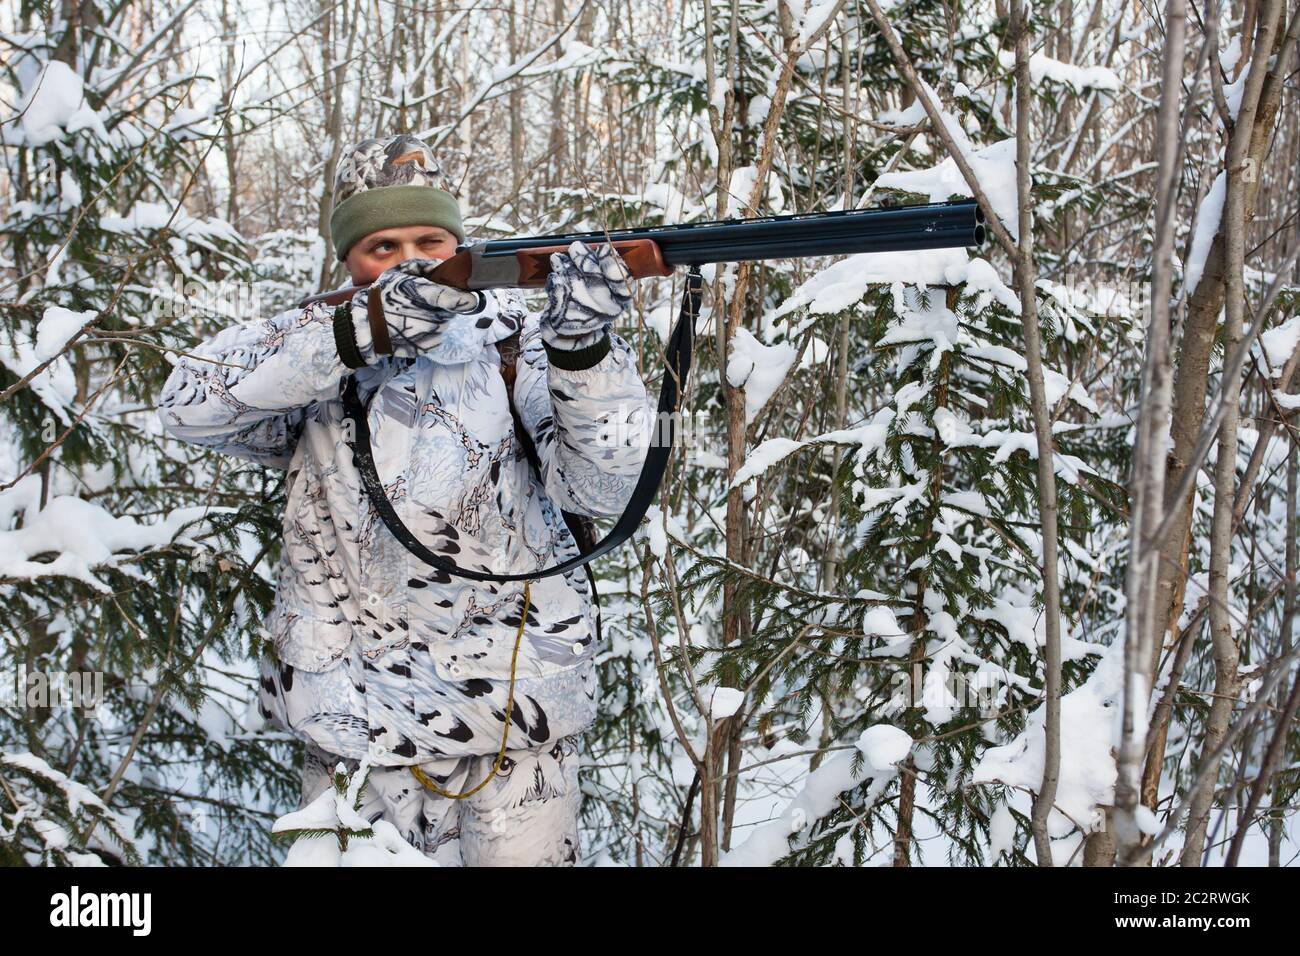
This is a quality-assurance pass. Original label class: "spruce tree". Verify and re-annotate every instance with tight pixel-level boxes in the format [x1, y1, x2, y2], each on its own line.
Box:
[1, 7, 296, 866]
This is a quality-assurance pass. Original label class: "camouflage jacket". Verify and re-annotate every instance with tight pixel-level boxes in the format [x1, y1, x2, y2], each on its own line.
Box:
[158, 289, 653, 764]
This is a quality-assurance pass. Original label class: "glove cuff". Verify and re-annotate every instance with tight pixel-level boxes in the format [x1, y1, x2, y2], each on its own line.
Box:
[543, 329, 612, 371]
[333, 302, 367, 369]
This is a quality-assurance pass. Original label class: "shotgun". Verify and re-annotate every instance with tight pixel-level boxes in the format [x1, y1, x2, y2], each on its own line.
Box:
[309, 198, 986, 584]
[301, 198, 985, 305]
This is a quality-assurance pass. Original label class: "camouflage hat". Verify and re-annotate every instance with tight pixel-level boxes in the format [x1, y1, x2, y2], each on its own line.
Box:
[329, 134, 466, 260]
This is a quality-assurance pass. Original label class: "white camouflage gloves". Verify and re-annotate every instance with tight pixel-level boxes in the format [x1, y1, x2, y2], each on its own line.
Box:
[339, 241, 634, 370]
[538, 240, 634, 362]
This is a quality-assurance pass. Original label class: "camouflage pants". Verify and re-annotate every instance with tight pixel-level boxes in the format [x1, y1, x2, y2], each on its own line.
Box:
[300, 734, 583, 866]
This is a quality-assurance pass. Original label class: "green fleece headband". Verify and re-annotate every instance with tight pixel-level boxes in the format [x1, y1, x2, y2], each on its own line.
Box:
[330, 185, 466, 260]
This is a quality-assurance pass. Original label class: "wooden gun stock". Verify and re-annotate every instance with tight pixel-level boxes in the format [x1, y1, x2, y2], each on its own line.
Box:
[513, 238, 672, 287]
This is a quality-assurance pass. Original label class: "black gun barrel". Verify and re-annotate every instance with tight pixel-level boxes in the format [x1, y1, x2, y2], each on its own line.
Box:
[474, 199, 985, 266]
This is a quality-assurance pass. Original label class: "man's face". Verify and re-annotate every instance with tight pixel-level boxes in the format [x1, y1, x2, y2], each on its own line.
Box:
[344, 225, 459, 285]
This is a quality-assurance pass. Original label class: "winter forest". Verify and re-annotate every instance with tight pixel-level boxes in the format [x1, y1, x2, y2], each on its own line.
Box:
[1, 0, 1298, 869]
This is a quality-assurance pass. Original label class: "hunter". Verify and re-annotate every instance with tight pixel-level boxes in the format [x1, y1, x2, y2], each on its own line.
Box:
[158, 133, 654, 865]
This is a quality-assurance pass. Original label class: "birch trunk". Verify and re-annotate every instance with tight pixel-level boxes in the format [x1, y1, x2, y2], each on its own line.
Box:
[1112, 0, 1185, 864]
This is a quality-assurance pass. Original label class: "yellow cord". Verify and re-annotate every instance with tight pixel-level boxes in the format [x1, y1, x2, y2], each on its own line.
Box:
[410, 579, 530, 800]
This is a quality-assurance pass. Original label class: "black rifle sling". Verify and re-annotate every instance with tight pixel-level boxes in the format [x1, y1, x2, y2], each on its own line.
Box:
[340, 268, 701, 584]
[496, 328, 603, 632]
